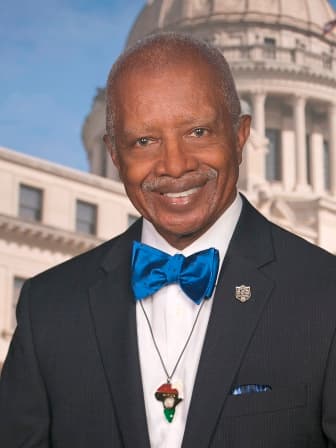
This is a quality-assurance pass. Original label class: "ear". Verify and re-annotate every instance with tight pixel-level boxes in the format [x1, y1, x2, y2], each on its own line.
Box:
[236, 114, 251, 164]
[103, 134, 120, 170]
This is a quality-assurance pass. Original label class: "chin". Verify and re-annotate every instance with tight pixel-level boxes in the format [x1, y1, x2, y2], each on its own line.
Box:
[159, 220, 210, 242]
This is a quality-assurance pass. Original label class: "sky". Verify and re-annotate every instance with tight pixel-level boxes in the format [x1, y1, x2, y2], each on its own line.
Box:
[1, 0, 336, 173]
[1, 0, 144, 171]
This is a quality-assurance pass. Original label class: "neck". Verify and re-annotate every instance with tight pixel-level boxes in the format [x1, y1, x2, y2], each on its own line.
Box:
[152, 194, 238, 250]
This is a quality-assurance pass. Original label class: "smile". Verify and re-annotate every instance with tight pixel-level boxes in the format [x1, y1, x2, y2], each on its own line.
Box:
[163, 187, 200, 198]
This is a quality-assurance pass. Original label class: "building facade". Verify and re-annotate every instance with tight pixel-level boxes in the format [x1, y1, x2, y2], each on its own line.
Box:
[83, 0, 336, 252]
[0, 147, 138, 367]
[2, 0, 336, 368]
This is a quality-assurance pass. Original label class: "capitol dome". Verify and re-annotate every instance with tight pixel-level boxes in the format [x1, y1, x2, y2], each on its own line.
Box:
[82, 0, 336, 251]
[127, 0, 336, 46]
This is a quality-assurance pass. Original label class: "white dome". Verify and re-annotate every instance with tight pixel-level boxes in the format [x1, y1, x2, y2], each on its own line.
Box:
[127, 0, 336, 46]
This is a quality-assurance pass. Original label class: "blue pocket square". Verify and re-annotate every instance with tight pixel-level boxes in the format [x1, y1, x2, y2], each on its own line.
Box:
[231, 384, 272, 395]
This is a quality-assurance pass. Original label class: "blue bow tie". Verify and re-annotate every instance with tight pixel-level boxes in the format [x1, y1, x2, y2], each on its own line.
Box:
[131, 241, 219, 304]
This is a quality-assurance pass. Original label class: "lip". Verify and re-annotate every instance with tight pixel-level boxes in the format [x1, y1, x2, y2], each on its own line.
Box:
[156, 185, 205, 206]
[145, 172, 212, 196]
[163, 187, 201, 198]
[154, 180, 206, 195]
[142, 172, 217, 208]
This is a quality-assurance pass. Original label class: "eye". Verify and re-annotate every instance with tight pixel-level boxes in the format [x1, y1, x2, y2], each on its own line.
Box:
[191, 127, 208, 138]
[136, 136, 151, 147]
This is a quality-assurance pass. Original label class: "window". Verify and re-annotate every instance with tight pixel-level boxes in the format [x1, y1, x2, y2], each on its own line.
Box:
[19, 184, 43, 221]
[76, 200, 97, 235]
[324, 140, 331, 191]
[101, 146, 109, 178]
[306, 134, 312, 186]
[265, 128, 282, 182]
[290, 49, 296, 63]
[128, 214, 139, 227]
[12, 277, 25, 328]
[263, 37, 276, 59]
[322, 53, 332, 70]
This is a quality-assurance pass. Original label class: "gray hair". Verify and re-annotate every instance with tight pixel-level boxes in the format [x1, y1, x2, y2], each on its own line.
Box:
[105, 32, 241, 139]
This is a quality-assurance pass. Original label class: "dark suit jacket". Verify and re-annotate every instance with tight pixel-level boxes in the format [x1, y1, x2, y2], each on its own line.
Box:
[1, 197, 336, 447]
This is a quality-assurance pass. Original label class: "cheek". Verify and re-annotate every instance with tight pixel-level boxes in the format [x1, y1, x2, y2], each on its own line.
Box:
[200, 152, 237, 187]
[120, 164, 155, 213]
[199, 142, 236, 165]
[119, 155, 155, 182]
[119, 163, 147, 189]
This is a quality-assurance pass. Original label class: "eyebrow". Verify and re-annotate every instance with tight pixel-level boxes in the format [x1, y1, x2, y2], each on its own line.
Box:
[179, 114, 218, 126]
[122, 112, 219, 136]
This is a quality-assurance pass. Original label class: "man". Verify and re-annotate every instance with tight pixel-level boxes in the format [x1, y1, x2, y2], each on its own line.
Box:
[0, 33, 335, 447]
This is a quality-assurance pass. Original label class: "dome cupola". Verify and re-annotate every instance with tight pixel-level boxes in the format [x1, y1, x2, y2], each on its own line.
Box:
[127, 0, 336, 47]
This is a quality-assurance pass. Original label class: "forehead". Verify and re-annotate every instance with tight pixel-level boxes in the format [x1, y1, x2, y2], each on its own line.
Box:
[115, 50, 221, 92]
[112, 57, 226, 127]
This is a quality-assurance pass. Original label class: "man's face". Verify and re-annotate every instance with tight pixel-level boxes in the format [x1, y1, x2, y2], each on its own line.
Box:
[105, 57, 250, 249]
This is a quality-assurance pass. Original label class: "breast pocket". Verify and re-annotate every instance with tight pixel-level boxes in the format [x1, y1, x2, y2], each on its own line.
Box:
[211, 384, 308, 448]
[222, 383, 307, 417]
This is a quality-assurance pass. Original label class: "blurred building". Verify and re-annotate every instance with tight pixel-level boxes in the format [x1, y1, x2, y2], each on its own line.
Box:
[83, 0, 336, 252]
[0, 147, 138, 368]
[2, 0, 336, 368]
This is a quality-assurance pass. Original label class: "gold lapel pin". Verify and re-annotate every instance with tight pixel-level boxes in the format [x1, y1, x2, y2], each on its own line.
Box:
[235, 285, 251, 303]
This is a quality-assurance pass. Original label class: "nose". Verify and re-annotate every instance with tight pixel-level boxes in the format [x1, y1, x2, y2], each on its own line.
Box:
[155, 136, 198, 178]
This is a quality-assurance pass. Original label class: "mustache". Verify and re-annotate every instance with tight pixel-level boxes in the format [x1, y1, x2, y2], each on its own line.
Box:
[142, 168, 218, 192]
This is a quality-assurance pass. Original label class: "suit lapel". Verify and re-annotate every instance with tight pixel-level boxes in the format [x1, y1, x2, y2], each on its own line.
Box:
[88, 197, 276, 448]
[88, 220, 151, 448]
[182, 198, 275, 447]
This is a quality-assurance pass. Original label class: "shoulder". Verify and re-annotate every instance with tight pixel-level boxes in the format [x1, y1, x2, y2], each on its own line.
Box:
[270, 220, 335, 272]
[27, 218, 141, 297]
[240, 195, 335, 270]
[261, 220, 336, 315]
[237, 196, 335, 299]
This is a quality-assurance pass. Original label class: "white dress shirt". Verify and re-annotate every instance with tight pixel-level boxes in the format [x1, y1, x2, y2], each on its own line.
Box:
[137, 193, 242, 448]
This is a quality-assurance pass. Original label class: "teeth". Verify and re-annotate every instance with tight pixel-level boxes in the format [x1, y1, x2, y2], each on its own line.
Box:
[165, 187, 200, 198]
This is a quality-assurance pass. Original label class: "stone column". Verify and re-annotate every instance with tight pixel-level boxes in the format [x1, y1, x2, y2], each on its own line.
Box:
[328, 102, 336, 196]
[293, 96, 308, 191]
[310, 130, 325, 194]
[90, 141, 103, 176]
[251, 91, 266, 137]
[281, 126, 296, 191]
[250, 92, 267, 184]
